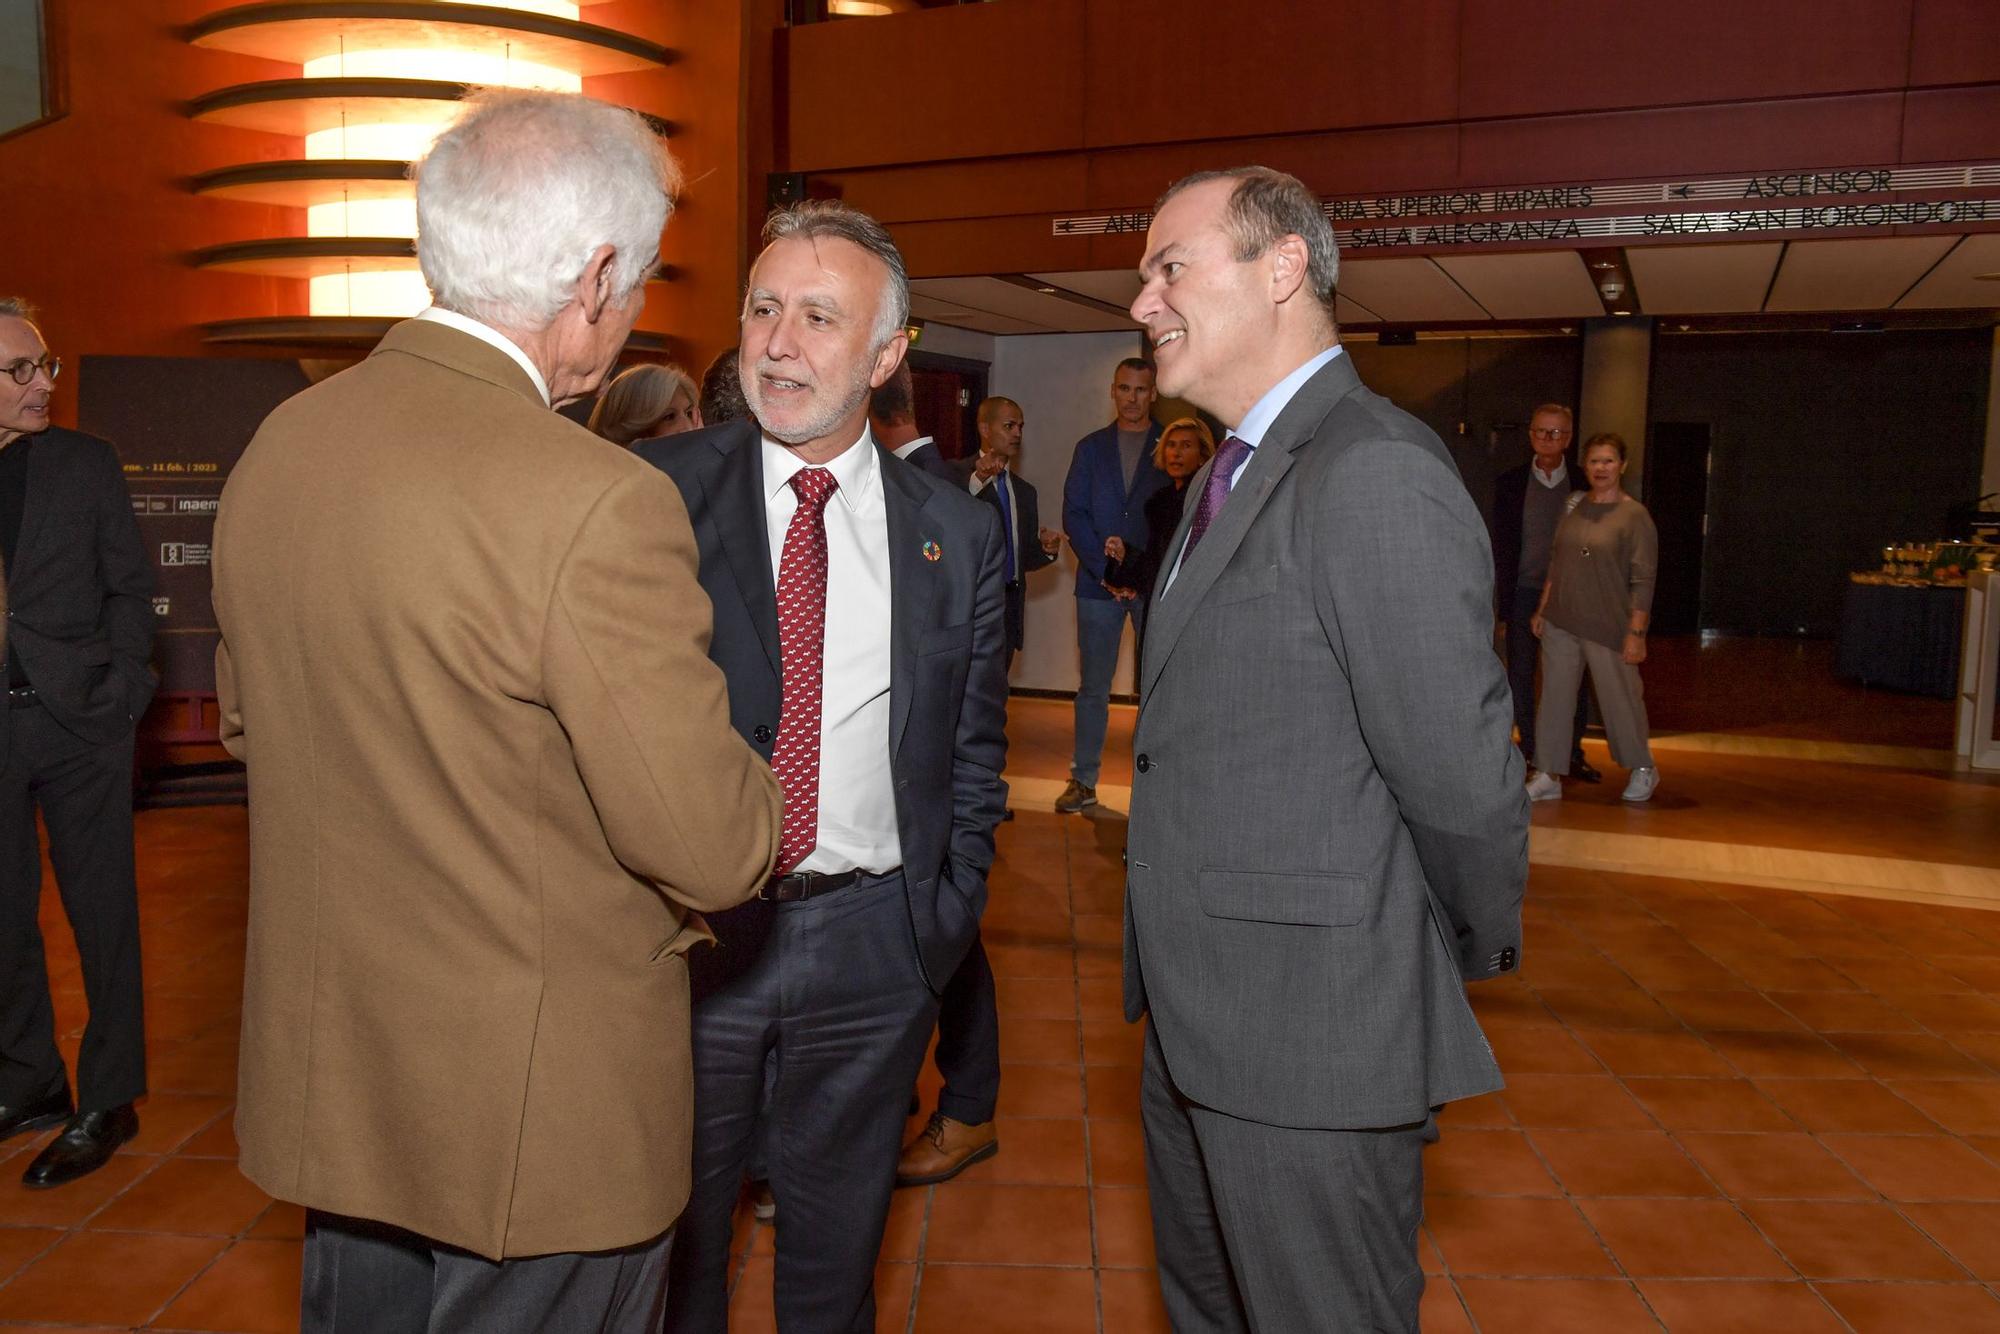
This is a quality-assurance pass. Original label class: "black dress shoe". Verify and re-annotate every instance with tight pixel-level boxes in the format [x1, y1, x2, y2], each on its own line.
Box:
[22, 1105, 138, 1189]
[0, 1085, 73, 1143]
[1572, 758, 1603, 784]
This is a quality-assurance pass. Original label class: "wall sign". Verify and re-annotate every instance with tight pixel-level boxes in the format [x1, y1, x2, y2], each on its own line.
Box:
[1050, 162, 2000, 249]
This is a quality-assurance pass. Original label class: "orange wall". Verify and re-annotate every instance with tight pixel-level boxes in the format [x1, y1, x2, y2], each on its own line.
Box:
[780, 0, 2000, 276]
[0, 1, 304, 425]
[0, 1, 782, 424]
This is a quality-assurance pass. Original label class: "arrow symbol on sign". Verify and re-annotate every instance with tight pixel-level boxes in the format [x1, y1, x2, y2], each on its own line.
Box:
[1670, 184, 1692, 198]
[1057, 220, 1076, 233]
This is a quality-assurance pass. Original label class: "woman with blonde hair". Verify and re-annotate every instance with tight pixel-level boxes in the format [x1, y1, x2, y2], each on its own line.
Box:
[586, 362, 700, 445]
[1114, 417, 1216, 677]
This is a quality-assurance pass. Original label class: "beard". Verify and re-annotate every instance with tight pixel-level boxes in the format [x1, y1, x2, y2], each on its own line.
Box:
[743, 353, 877, 447]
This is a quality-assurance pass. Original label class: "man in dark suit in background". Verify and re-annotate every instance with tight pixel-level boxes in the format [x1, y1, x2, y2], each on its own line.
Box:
[698, 345, 752, 427]
[869, 359, 956, 481]
[0, 298, 154, 1188]
[636, 201, 1008, 1334]
[1124, 168, 1526, 1331]
[897, 393, 1059, 1186]
[1057, 358, 1166, 813]
[1490, 402, 1598, 781]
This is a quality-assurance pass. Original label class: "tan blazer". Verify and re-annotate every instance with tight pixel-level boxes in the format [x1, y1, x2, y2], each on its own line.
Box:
[213, 320, 781, 1260]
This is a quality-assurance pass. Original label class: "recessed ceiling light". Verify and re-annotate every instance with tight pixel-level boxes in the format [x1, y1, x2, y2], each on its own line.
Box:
[1036, 286, 1057, 293]
[1612, 308, 1632, 315]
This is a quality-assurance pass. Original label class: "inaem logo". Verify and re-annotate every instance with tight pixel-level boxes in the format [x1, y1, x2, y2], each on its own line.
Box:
[151, 597, 171, 618]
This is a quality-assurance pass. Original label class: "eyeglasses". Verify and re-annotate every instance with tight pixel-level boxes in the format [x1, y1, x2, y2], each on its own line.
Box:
[3, 355, 59, 387]
[1529, 427, 1569, 440]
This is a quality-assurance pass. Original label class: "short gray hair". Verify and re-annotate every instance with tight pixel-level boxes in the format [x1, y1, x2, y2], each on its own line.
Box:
[415, 90, 679, 331]
[1158, 167, 1339, 325]
[758, 200, 909, 349]
[0, 297, 36, 322]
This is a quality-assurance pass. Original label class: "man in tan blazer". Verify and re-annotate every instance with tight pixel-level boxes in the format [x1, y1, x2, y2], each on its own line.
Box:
[212, 91, 781, 1334]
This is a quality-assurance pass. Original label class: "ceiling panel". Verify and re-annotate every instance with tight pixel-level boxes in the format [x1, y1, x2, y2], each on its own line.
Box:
[1896, 234, 2000, 309]
[1334, 257, 1489, 322]
[911, 276, 1138, 333]
[1335, 292, 1383, 324]
[1626, 243, 1783, 314]
[1766, 236, 1959, 311]
[1432, 251, 1605, 319]
[908, 293, 996, 325]
[1028, 269, 1142, 310]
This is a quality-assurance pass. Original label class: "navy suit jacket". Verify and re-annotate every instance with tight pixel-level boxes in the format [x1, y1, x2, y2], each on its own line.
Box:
[633, 420, 1011, 995]
[971, 468, 1055, 653]
[900, 439, 959, 483]
[1062, 421, 1167, 600]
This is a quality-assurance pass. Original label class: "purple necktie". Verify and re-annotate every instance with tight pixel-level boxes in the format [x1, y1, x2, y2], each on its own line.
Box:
[1181, 434, 1254, 560]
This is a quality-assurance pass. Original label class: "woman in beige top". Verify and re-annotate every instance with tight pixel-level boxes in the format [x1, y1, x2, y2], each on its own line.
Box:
[1526, 432, 1661, 803]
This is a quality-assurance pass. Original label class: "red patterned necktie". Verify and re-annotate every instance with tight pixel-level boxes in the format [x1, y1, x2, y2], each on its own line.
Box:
[1181, 434, 1254, 560]
[771, 467, 839, 874]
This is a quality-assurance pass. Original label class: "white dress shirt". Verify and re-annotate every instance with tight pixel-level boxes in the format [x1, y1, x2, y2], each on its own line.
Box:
[761, 429, 902, 875]
[1165, 344, 1345, 592]
[416, 307, 551, 406]
[1532, 459, 1569, 489]
[891, 436, 935, 461]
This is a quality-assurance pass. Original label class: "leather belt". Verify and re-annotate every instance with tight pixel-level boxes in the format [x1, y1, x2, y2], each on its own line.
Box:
[763, 867, 887, 903]
[5, 687, 38, 709]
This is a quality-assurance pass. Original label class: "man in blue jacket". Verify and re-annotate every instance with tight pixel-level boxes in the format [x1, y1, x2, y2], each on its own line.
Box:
[1057, 357, 1166, 812]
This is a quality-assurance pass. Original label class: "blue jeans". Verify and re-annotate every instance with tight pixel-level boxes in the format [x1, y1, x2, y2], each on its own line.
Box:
[1072, 596, 1143, 787]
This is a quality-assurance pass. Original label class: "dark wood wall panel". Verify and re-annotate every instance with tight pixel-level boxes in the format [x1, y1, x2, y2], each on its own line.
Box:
[1458, 0, 1915, 119]
[784, 0, 1085, 171]
[1079, 0, 1460, 147]
[1459, 96, 1909, 187]
[784, 0, 2000, 279]
[1910, 0, 2000, 86]
[1901, 86, 2000, 163]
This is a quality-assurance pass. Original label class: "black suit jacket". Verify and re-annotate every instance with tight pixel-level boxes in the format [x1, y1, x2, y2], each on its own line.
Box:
[900, 439, 959, 483]
[1, 426, 156, 760]
[1489, 458, 1586, 616]
[633, 420, 1010, 995]
[970, 468, 1055, 653]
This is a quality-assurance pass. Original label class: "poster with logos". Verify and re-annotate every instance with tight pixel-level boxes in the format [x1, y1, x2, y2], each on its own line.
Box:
[78, 356, 315, 696]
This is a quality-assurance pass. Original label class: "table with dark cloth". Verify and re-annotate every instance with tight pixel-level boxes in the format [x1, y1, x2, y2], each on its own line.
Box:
[1836, 580, 1965, 698]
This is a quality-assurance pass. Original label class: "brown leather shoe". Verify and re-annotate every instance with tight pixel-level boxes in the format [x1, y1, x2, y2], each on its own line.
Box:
[895, 1111, 998, 1186]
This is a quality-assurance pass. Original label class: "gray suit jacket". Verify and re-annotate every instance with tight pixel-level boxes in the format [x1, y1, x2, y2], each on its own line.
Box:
[1123, 352, 1527, 1131]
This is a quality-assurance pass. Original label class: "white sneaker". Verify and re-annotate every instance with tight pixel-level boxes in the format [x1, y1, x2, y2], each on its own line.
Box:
[1525, 771, 1562, 802]
[1621, 767, 1659, 802]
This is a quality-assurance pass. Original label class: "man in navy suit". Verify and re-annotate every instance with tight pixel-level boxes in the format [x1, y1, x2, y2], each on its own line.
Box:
[1057, 358, 1166, 812]
[897, 394, 1059, 1187]
[869, 360, 956, 482]
[635, 202, 1008, 1334]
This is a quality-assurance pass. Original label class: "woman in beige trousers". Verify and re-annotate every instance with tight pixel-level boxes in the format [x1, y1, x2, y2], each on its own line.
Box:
[1525, 432, 1662, 803]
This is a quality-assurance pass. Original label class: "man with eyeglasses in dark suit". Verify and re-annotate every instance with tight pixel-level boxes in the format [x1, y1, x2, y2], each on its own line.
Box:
[0, 297, 155, 1189]
[1490, 402, 1598, 782]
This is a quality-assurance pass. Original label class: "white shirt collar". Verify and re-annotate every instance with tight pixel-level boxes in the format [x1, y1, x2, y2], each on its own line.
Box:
[1532, 459, 1569, 489]
[891, 435, 934, 460]
[417, 307, 551, 406]
[1230, 345, 1345, 449]
[761, 425, 879, 517]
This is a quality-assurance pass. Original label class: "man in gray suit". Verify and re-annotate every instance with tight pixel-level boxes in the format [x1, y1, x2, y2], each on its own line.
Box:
[1122, 167, 1527, 1331]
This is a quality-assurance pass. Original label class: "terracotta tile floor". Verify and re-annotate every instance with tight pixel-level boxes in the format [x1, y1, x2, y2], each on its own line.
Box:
[10, 688, 2000, 1330]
